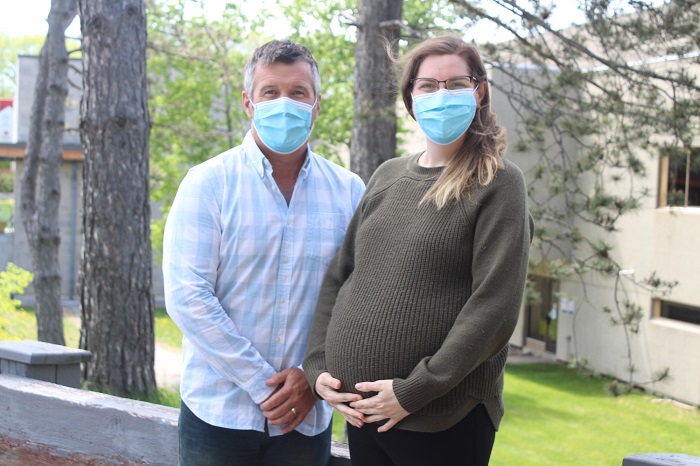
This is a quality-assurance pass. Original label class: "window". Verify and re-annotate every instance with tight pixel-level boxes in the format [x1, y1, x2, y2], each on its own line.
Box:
[653, 299, 700, 326]
[658, 147, 700, 207]
[526, 275, 560, 353]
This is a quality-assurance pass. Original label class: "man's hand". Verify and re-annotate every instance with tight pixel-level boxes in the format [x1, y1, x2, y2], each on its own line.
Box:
[315, 372, 364, 428]
[260, 368, 317, 434]
[351, 379, 409, 432]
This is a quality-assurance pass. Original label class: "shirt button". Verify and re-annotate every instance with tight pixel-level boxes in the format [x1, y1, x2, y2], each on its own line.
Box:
[283, 258, 289, 264]
[280, 297, 285, 303]
[275, 337, 281, 343]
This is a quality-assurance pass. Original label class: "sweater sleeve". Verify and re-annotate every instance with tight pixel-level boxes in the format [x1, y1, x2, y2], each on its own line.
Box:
[303, 194, 363, 396]
[392, 163, 534, 413]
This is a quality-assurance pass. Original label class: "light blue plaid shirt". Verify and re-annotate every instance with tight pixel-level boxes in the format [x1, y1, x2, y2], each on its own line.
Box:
[163, 131, 364, 436]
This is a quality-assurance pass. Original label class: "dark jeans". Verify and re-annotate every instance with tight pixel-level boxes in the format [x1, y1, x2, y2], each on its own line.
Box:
[346, 404, 496, 466]
[178, 401, 332, 466]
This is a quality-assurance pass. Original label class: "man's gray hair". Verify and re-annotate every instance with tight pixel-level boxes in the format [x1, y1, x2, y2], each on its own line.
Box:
[244, 39, 321, 98]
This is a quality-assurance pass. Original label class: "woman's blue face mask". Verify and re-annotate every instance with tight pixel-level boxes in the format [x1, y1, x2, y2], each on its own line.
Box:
[412, 88, 477, 145]
[252, 97, 316, 154]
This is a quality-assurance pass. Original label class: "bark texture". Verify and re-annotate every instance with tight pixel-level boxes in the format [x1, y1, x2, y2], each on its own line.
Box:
[78, 0, 156, 396]
[20, 0, 78, 345]
[350, 0, 403, 183]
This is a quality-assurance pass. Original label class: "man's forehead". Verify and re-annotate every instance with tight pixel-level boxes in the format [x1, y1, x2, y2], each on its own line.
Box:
[255, 61, 313, 77]
[254, 62, 315, 88]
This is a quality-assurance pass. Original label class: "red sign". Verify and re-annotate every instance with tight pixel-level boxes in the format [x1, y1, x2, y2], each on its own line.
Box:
[0, 98, 13, 142]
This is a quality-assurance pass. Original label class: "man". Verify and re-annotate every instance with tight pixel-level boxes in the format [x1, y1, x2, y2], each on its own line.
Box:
[163, 39, 365, 465]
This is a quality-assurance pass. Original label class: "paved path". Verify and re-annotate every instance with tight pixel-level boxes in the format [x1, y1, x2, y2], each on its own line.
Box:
[155, 344, 182, 390]
[507, 346, 559, 365]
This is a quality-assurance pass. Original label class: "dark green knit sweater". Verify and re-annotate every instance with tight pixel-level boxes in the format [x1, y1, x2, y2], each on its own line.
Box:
[304, 153, 533, 432]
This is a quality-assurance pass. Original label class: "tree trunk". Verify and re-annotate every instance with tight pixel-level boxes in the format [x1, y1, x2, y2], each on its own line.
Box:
[20, 0, 78, 345]
[350, 0, 403, 183]
[78, 0, 156, 397]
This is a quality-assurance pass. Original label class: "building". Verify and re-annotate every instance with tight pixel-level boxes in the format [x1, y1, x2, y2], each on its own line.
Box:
[0, 55, 165, 302]
[488, 31, 700, 405]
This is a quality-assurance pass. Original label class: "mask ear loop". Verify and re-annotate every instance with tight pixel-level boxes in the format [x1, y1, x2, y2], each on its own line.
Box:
[308, 97, 318, 133]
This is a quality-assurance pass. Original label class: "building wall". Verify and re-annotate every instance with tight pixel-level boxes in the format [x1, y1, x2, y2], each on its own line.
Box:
[490, 59, 700, 405]
[12, 159, 81, 300]
[12, 158, 166, 303]
[14, 55, 81, 146]
[10, 55, 165, 304]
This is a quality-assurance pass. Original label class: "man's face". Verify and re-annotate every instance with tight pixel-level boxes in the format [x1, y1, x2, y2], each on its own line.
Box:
[242, 61, 321, 122]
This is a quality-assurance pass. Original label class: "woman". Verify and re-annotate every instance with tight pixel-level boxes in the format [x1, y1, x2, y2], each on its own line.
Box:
[303, 35, 533, 465]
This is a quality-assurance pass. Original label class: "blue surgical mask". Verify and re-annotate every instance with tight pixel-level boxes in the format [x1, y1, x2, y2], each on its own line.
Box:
[252, 97, 316, 154]
[412, 88, 477, 145]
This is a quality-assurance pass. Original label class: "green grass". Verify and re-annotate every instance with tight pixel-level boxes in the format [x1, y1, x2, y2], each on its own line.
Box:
[155, 306, 183, 350]
[331, 363, 700, 453]
[492, 363, 700, 465]
[1, 306, 181, 352]
[0, 306, 80, 347]
[0, 198, 13, 229]
[332, 409, 348, 442]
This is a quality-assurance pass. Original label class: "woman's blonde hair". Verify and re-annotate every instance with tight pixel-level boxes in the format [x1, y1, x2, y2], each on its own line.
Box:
[397, 35, 507, 208]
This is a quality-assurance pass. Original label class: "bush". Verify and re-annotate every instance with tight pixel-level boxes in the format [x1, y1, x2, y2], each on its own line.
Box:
[0, 262, 33, 314]
[0, 172, 12, 193]
[0, 198, 13, 230]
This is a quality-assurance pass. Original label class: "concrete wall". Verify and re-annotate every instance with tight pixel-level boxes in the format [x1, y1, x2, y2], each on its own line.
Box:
[0, 373, 351, 465]
[0, 373, 179, 465]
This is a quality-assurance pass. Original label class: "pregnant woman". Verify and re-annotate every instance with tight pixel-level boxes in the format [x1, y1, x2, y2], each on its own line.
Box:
[303, 35, 533, 466]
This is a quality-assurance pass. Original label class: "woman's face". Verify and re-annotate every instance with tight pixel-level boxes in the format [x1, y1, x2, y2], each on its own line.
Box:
[412, 53, 484, 107]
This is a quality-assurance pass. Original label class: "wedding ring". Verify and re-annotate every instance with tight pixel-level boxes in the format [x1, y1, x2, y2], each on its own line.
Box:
[291, 407, 299, 416]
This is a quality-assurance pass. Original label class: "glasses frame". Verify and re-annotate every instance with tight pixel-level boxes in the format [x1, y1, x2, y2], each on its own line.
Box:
[410, 75, 479, 93]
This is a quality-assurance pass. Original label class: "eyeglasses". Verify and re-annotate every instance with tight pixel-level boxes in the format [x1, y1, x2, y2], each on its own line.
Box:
[410, 75, 479, 93]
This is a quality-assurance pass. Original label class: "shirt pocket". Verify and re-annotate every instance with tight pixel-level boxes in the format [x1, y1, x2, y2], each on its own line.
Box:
[305, 212, 351, 268]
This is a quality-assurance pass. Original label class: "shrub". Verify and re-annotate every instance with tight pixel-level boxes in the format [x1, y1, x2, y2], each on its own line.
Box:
[0, 172, 12, 193]
[0, 263, 33, 314]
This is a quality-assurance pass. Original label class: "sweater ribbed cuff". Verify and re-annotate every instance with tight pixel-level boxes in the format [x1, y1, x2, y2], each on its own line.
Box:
[393, 377, 432, 414]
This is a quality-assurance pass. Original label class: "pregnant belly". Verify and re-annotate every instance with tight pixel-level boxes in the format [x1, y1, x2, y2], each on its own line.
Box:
[324, 308, 448, 395]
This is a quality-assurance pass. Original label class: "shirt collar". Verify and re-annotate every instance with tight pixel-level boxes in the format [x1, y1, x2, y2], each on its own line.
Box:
[243, 131, 268, 179]
[243, 130, 313, 180]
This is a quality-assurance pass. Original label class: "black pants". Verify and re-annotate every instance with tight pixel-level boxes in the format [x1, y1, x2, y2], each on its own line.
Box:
[347, 404, 495, 466]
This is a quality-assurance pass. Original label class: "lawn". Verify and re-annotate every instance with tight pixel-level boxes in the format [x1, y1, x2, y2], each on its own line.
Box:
[492, 363, 700, 465]
[327, 363, 700, 462]
[0, 306, 80, 346]
[0, 306, 181, 352]
[3, 305, 699, 463]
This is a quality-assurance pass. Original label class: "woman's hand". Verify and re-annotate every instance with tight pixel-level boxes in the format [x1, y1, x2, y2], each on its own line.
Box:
[351, 379, 409, 432]
[316, 372, 365, 428]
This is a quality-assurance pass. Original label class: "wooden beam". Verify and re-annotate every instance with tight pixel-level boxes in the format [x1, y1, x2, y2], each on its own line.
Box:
[0, 145, 83, 161]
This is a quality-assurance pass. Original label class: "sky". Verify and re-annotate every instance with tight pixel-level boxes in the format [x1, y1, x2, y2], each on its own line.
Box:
[2, 0, 588, 39]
